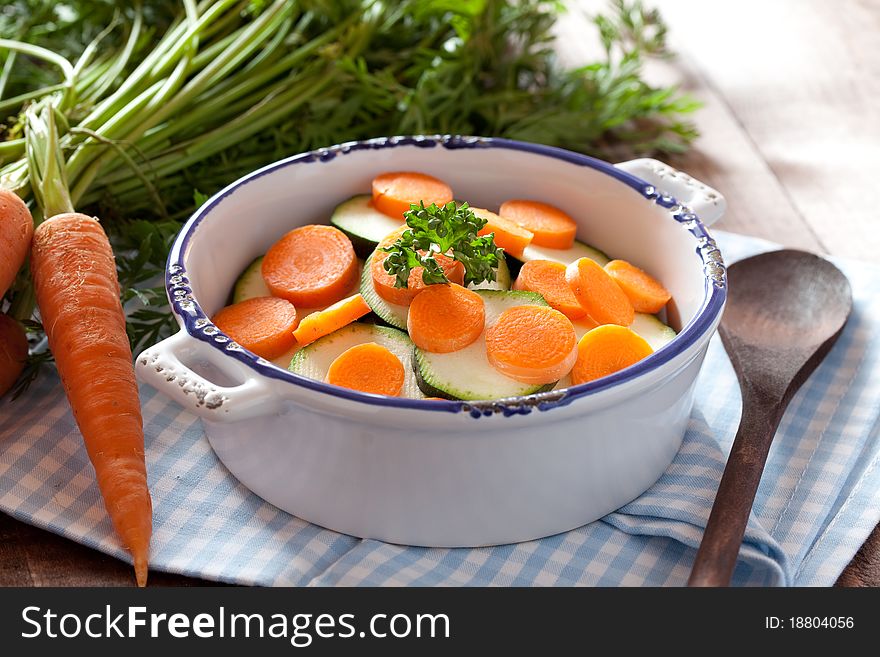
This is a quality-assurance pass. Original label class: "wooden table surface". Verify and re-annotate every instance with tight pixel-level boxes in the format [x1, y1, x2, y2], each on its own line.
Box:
[1, 0, 878, 586]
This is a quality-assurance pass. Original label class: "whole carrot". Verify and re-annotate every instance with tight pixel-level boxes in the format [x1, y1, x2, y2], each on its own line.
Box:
[0, 189, 34, 299]
[31, 213, 152, 586]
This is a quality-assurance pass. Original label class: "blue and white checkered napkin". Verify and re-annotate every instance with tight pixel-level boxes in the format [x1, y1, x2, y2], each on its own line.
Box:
[1, 231, 878, 586]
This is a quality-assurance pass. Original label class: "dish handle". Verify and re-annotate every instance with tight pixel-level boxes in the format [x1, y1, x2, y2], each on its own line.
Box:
[136, 330, 282, 422]
[615, 158, 726, 226]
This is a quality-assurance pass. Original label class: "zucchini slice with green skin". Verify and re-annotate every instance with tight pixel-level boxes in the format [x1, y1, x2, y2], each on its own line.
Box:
[289, 323, 424, 399]
[232, 256, 269, 303]
[360, 252, 409, 330]
[330, 194, 404, 258]
[518, 240, 610, 266]
[414, 290, 556, 401]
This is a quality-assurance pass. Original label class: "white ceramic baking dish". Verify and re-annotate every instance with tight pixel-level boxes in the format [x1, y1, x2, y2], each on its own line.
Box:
[137, 135, 726, 547]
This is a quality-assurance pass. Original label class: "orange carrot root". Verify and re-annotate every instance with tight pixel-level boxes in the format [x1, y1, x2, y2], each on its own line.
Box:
[134, 557, 148, 587]
[213, 296, 299, 359]
[31, 213, 152, 584]
[293, 293, 372, 346]
[570, 324, 653, 385]
[407, 283, 485, 353]
[604, 259, 672, 314]
[262, 224, 358, 307]
[0, 314, 28, 398]
[513, 259, 587, 319]
[326, 342, 405, 395]
[0, 189, 35, 299]
[473, 207, 533, 258]
[485, 305, 577, 384]
[565, 257, 634, 326]
[499, 199, 578, 249]
[371, 171, 453, 220]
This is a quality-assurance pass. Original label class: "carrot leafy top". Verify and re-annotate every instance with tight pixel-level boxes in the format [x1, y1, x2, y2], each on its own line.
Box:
[381, 201, 503, 288]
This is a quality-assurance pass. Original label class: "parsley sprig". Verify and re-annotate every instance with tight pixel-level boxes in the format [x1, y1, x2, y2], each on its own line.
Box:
[382, 201, 503, 288]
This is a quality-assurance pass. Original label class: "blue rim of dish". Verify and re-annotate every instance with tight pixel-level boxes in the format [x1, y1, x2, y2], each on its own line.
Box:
[166, 135, 727, 418]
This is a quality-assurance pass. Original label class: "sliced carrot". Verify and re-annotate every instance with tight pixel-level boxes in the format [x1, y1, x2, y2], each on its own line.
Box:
[213, 296, 299, 360]
[473, 207, 533, 259]
[0, 190, 34, 299]
[604, 259, 672, 314]
[370, 227, 465, 305]
[326, 342, 405, 396]
[293, 293, 371, 346]
[485, 305, 577, 384]
[513, 260, 587, 320]
[570, 324, 653, 385]
[31, 213, 151, 585]
[499, 200, 577, 249]
[371, 171, 454, 220]
[565, 257, 634, 326]
[407, 284, 485, 353]
[0, 314, 28, 398]
[262, 224, 358, 307]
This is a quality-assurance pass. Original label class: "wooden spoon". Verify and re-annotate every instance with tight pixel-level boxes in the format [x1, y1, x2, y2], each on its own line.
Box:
[688, 249, 852, 587]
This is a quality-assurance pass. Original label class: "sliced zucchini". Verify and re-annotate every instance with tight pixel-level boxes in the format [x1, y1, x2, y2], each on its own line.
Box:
[519, 240, 610, 266]
[414, 290, 555, 401]
[330, 194, 403, 258]
[289, 323, 424, 399]
[233, 256, 269, 303]
[629, 313, 677, 351]
[467, 253, 512, 291]
[360, 252, 409, 330]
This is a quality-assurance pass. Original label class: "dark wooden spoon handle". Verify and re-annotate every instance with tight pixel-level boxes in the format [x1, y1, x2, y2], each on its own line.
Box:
[688, 396, 783, 586]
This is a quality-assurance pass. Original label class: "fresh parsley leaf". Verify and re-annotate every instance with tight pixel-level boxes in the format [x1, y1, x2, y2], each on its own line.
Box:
[381, 201, 503, 288]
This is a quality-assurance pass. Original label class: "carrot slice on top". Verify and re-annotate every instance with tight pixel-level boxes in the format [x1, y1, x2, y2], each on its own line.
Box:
[370, 226, 465, 306]
[408, 283, 485, 353]
[604, 259, 672, 314]
[326, 342, 405, 396]
[213, 296, 299, 360]
[262, 224, 358, 307]
[293, 293, 372, 346]
[513, 260, 587, 320]
[371, 171, 454, 220]
[565, 257, 634, 326]
[485, 305, 577, 385]
[570, 324, 653, 385]
[499, 200, 578, 249]
[473, 207, 533, 259]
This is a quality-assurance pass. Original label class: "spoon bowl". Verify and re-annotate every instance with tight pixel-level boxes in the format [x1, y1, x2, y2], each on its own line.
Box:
[688, 249, 852, 586]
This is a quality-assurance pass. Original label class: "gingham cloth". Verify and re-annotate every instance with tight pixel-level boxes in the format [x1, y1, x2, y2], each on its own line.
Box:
[1, 231, 877, 586]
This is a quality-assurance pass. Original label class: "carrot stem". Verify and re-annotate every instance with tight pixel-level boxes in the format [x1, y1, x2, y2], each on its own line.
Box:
[0, 39, 75, 109]
[25, 103, 74, 221]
